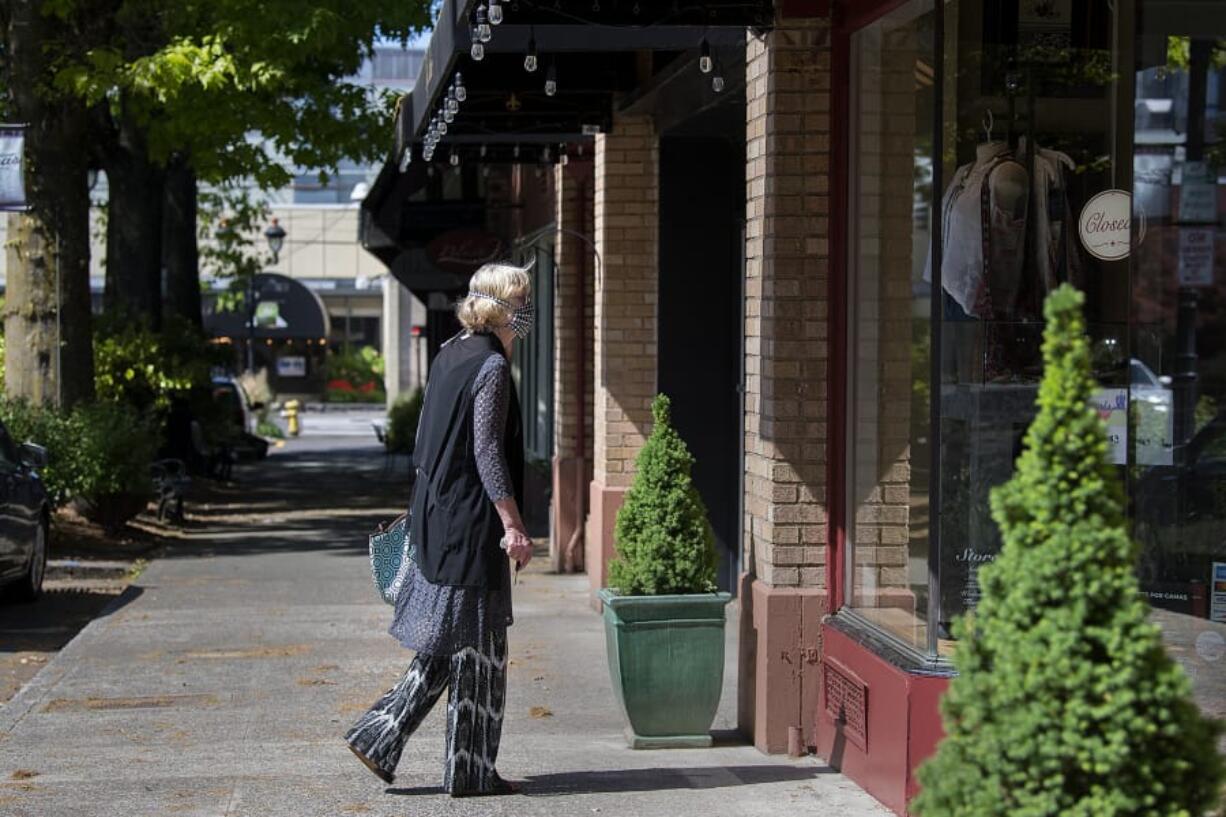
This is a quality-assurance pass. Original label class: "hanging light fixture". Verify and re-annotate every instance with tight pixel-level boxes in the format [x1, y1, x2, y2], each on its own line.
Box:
[712, 55, 726, 93]
[513, 144, 521, 159]
[476, 4, 492, 42]
[480, 144, 489, 158]
[699, 38, 712, 73]
[450, 150, 460, 167]
[544, 60, 557, 96]
[524, 28, 538, 72]
[454, 72, 468, 102]
[470, 26, 485, 60]
[488, 0, 503, 25]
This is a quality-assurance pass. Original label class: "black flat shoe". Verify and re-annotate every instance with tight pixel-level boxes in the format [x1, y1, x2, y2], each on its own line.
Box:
[450, 774, 521, 797]
[347, 741, 395, 785]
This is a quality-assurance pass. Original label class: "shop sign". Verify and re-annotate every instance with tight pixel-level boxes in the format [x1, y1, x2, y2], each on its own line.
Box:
[1177, 227, 1215, 287]
[0, 124, 28, 211]
[1079, 190, 1137, 261]
[1090, 388, 1128, 465]
[276, 356, 306, 378]
[426, 229, 507, 276]
[1212, 563, 1226, 624]
[1178, 161, 1217, 224]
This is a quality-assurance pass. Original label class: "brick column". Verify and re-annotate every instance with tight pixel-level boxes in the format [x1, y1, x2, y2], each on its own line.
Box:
[585, 115, 659, 603]
[738, 16, 834, 754]
[551, 157, 595, 574]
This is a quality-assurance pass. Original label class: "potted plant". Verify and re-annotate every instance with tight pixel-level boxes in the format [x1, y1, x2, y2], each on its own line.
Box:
[598, 394, 731, 749]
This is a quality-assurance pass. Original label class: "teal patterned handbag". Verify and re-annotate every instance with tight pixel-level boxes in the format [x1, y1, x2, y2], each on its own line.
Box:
[368, 513, 413, 606]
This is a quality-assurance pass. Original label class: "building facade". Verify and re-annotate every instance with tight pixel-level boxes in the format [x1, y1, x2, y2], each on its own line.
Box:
[383, 1, 1226, 812]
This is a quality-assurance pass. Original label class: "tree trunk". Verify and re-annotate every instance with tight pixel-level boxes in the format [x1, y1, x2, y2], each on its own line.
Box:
[5, 0, 95, 407]
[4, 214, 57, 403]
[162, 154, 202, 327]
[101, 99, 164, 329]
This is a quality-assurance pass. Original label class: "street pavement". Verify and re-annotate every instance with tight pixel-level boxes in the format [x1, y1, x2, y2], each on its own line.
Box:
[0, 437, 889, 817]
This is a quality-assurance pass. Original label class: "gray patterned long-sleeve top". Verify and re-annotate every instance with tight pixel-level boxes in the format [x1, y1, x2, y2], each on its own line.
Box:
[388, 344, 515, 656]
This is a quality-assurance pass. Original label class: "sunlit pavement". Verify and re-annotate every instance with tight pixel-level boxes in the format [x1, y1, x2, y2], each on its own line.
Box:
[0, 438, 888, 817]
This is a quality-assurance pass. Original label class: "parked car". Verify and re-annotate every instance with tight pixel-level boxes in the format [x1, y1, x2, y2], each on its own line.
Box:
[0, 419, 51, 603]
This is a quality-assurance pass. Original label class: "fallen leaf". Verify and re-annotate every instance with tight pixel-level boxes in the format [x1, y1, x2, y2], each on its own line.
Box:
[529, 706, 553, 719]
[9, 771, 37, 781]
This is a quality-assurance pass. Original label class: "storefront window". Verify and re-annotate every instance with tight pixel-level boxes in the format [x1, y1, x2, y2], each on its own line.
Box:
[846, 0, 936, 652]
[846, 0, 1225, 693]
[1130, 11, 1226, 720]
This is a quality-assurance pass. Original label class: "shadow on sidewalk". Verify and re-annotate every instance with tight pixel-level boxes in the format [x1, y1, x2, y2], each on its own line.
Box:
[387, 764, 830, 798]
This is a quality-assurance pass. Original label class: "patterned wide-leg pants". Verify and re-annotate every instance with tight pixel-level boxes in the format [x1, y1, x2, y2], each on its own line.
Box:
[345, 629, 508, 795]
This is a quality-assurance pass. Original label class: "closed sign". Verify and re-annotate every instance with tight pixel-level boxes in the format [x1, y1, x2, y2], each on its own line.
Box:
[1079, 189, 1136, 261]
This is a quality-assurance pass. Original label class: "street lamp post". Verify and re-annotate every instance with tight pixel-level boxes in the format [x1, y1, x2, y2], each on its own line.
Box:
[250, 218, 288, 372]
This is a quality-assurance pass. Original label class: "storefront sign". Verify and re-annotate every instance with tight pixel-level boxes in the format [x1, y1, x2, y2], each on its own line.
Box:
[1212, 563, 1226, 624]
[426, 229, 507, 275]
[276, 356, 306, 378]
[1177, 228, 1215, 287]
[0, 125, 28, 211]
[1178, 161, 1217, 223]
[1090, 388, 1128, 465]
[1079, 190, 1136, 261]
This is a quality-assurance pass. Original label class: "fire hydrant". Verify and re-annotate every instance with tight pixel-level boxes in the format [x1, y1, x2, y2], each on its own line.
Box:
[284, 400, 301, 437]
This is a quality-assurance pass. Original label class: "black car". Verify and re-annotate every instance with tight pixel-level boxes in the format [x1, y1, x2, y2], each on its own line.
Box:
[0, 421, 50, 602]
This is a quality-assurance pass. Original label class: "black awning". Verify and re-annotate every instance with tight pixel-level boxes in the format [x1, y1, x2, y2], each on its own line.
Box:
[401, 0, 770, 158]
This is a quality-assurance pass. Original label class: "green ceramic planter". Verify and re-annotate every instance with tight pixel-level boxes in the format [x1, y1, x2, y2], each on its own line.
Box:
[599, 588, 733, 749]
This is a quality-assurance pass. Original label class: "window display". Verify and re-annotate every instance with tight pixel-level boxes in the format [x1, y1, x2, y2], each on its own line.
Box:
[844, 0, 1226, 716]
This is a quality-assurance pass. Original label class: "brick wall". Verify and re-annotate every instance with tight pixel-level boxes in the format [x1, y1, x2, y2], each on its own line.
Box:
[743, 22, 833, 591]
[585, 115, 659, 598]
[592, 116, 658, 488]
[551, 157, 596, 573]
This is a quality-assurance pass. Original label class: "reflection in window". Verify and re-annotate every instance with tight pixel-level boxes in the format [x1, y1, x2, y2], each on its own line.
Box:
[846, 0, 936, 652]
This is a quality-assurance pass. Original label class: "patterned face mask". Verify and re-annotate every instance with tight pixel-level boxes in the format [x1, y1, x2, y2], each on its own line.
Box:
[470, 292, 535, 339]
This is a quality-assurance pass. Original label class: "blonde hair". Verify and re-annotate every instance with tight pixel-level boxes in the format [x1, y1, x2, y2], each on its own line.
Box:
[456, 262, 533, 333]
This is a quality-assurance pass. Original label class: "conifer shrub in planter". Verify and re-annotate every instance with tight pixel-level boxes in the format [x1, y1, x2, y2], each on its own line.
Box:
[913, 285, 1224, 817]
[599, 394, 730, 749]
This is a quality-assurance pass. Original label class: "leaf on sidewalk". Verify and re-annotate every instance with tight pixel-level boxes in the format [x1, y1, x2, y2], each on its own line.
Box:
[529, 706, 553, 719]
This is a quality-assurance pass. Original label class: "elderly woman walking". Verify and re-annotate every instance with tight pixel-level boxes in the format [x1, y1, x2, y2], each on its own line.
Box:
[345, 262, 535, 796]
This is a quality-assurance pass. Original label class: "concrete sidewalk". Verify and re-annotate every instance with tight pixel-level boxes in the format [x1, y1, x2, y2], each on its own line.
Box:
[0, 440, 889, 817]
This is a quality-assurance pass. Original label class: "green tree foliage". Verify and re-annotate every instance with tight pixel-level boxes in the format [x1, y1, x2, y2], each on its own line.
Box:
[0, 398, 155, 510]
[913, 285, 1223, 817]
[608, 394, 716, 596]
[93, 314, 224, 412]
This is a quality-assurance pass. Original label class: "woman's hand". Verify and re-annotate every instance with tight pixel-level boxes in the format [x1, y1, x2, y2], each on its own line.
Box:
[503, 526, 533, 567]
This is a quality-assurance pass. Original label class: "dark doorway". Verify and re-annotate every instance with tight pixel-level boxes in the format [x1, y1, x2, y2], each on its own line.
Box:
[658, 135, 745, 593]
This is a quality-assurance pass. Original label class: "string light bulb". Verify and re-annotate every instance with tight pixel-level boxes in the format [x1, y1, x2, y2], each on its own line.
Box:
[559, 143, 569, 165]
[712, 58, 726, 92]
[450, 151, 460, 167]
[544, 60, 557, 96]
[524, 31, 538, 72]
[471, 37, 484, 61]
[488, 0, 503, 25]
[476, 4, 492, 42]
[699, 38, 712, 73]
[454, 72, 467, 102]
[443, 106, 455, 123]
[447, 95, 459, 115]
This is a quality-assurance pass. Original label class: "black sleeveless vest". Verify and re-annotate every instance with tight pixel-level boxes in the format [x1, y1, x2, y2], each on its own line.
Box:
[409, 332, 524, 588]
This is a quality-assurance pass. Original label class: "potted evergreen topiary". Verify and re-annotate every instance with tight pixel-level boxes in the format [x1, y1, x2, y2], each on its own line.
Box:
[913, 285, 1224, 816]
[598, 393, 731, 748]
